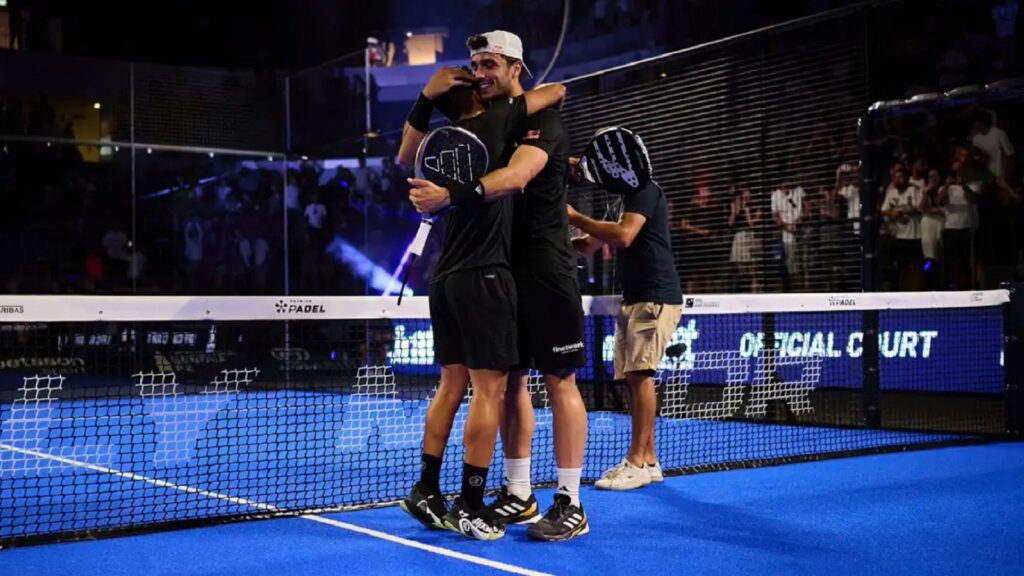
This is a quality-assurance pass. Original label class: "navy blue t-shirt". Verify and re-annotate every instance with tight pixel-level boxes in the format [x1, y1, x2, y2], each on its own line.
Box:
[616, 181, 683, 304]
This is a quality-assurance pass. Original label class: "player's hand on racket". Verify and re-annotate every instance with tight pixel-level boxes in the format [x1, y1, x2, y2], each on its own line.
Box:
[422, 67, 476, 100]
[566, 202, 583, 226]
[567, 156, 584, 184]
[408, 178, 451, 214]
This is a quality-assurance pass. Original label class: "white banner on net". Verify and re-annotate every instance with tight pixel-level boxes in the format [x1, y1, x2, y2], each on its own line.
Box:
[0, 290, 1010, 323]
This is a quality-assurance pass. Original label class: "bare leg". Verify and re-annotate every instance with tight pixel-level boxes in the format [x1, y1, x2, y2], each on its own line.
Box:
[463, 368, 508, 468]
[500, 371, 533, 460]
[625, 370, 657, 467]
[546, 371, 587, 469]
[422, 364, 470, 458]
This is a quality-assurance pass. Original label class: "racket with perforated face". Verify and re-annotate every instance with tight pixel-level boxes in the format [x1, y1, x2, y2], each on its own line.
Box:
[397, 126, 489, 304]
[578, 126, 652, 196]
[567, 126, 653, 240]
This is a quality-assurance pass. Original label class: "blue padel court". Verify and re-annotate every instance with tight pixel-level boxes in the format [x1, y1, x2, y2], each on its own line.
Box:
[3, 442, 1022, 576]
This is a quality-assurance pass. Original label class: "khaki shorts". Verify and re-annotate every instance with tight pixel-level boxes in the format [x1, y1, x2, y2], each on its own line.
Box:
[613, 302, 683, 380]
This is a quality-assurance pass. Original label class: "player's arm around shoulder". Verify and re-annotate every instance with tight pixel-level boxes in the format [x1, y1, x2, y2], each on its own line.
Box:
[523, 83, 567, 116]
[397, 67, 475, 165]
[478, 110, 563, 201]
[479, 145, 549, 200]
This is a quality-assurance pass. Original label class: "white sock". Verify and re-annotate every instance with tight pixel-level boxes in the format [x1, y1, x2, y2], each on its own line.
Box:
[556, 467, 582, 507]
[505, 457, 532, 499]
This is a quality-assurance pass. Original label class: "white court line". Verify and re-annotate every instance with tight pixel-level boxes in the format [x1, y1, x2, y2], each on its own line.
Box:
[0, 443, 553, 576]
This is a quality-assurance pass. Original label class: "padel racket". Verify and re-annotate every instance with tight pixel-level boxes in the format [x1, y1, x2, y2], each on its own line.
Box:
[398, 125, 489, 304]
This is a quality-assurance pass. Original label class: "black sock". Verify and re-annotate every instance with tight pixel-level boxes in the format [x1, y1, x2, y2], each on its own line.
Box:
[420, 453, 442, 493]
[460, 463, 489, 510]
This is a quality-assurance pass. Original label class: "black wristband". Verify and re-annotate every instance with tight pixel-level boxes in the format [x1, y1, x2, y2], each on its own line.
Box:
[448, 179, 485, 206]
[406, 93, 434, 133]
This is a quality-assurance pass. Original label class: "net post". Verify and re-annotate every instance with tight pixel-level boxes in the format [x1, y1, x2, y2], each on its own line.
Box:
[857, 115, 878, 292]
[1005, 283, 1024, 437]
[756, 312, 780, 420]
[862, 309, 881, 427]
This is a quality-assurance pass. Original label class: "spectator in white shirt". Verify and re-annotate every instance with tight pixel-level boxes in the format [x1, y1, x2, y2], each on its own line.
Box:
[304, 192, 328, 249]
[771, 183, 805, 290]
[834, 163, 862, 290]
[909, 158, 928, 190]
[919, 168, 945, 288]
[938, 158, 978, 289]
[881, 164, 923, 289]
[970, 111, 1015, 181]
[304, 196, 327, 230]
[835, 162, 861, 234]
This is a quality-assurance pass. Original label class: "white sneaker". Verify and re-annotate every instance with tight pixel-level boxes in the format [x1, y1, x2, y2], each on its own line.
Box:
[594, 458, 651, 490]
[646, 462, 664, 483]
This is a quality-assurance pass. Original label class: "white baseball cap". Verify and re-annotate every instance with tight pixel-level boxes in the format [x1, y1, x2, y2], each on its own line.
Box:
[467, 30, 533, 79]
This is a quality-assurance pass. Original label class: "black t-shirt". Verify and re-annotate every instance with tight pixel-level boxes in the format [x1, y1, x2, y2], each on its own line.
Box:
[511, 109, 574, 277]
[616, 181, 683, 304]
[432, 95, 527, 281]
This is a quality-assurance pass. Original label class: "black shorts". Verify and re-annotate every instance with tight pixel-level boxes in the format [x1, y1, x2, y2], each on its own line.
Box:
[513, 273, 586, 373]
[892, 239, 922, 268]
[429, 267, 518, 371]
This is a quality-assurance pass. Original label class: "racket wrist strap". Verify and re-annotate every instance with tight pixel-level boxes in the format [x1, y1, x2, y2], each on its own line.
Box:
[407, 93, 433, 133]
[449, 179, 485, 207]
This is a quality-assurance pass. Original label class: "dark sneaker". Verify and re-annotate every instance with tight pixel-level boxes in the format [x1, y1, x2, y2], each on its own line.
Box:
[526, 493, 589, 542]
[399, 482, 448, 530]
[487, 486, 541, 525]
[442, 497, 505, 541]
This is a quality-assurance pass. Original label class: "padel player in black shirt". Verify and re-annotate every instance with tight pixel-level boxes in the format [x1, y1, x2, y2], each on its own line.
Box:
[496, 107, 592, 542]
[405, 33, 590, 541]
[397, 60, 566, 540]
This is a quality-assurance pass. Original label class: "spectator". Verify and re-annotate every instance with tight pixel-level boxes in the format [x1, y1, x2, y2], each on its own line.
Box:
[814, 186, 847, 291]
[836, 162, 861, 234]
[919, 168, 945, 288]
[771, 181, 805, 291]
[183, 215, 204, 292]
[909, 158, 929, 190]
[84, 248, 104, 288]
[834, 163, 862, 290]
[970, 110, 1015, 181]
[679, 178, 728, 292]
[881, 164, 923, 290]
[304, 191, 328, 242]
[239, 228, 269, 294]
[728, 185, 760, 292]
[939, 154, 979, 289]
[285, 170, 301, 211]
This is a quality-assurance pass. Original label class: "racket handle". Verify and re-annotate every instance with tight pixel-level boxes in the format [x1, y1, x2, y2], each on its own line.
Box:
[410, 219, 433, 257]
[397, 254, 417, 306]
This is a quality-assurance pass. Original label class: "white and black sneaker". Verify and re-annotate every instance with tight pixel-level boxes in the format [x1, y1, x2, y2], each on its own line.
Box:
[443, 497, 505, 541]
[526, 494, 589, 542]
[399, 482, 448, 530]
[487, 486, 541, 525]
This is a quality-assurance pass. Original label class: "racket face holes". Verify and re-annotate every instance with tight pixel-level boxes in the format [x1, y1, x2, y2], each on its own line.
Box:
[582, 126, 652, 195]
[415, 127, 489, 188]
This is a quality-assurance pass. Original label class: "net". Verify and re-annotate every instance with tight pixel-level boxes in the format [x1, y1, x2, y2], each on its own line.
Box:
[0, 290, 1009, 546]
[559, 15, 870, 294]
